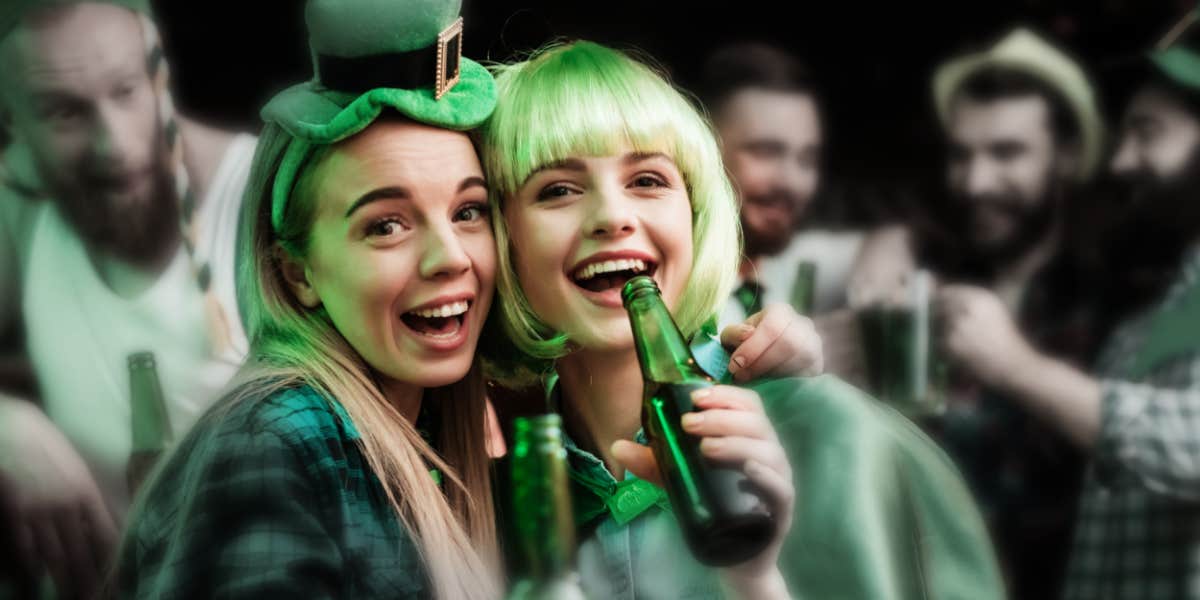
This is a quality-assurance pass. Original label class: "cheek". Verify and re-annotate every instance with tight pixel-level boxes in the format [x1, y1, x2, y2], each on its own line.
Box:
[730, 155, 772, 194]
[507, 210, 569, 297]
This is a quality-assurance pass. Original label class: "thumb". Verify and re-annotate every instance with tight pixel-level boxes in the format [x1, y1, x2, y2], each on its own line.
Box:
[719, 323, 756, 350]
[610, 440, 663, 487]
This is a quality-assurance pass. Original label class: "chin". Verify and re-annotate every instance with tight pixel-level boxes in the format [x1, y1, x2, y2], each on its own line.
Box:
[402, 358, 476, 389]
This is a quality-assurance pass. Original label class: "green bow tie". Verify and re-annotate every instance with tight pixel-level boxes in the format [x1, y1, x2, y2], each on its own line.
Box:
[571, 473, 672, 527]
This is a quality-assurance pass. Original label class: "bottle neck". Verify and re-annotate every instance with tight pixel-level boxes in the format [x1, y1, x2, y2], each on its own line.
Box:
[128, 356, 171, 451]
[625, 290, 705, 384]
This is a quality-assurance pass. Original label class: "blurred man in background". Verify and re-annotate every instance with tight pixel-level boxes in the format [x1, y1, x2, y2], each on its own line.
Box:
[0, 2, 255, 596]
[849, 28, 1109, 598]
[701, 43, 864, 326]
[934, 12, 1200, 597]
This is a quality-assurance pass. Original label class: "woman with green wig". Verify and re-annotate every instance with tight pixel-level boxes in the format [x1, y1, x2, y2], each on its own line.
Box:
[481, 40, 1007, 599]
[114, 1, 504, 597]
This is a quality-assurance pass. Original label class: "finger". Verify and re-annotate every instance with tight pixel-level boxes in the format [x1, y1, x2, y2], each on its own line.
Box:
[744, 321, 822, 381]
[744, 459, 795, 525]
[610, 440, 662, 487]
[719, 323, 756, 350]
[690, 386, 765, 414]
[32, 515, 70, 596]
[727, 306, 795, 379]
[700, 437, 789, 476]
[681, 409, 775, 441]
[56, 506, 99, 597]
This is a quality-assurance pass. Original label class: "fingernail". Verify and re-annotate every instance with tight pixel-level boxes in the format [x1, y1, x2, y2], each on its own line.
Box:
[681, 412, 703, 429]
[732, 355, 747, 369]
[691, 387, 713, 401]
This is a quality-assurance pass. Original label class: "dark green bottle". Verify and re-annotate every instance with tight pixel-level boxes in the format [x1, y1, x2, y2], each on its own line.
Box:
[507, 414, 587, 600]
[126, 352, 172, 496]
[621, 275, 774, 566]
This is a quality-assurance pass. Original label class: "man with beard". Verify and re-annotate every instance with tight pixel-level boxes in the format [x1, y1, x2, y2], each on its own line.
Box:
[938, 13, 1200, 596]
[702, 43, 864, 330]
[0, 2, 254, 596]
[853, 29, 1109, 598]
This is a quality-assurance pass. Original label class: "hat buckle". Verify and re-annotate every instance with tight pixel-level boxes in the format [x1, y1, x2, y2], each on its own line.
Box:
[435, 17, 463, 100]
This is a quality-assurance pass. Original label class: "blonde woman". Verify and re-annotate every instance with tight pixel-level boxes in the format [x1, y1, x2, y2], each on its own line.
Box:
[116, 2, 500, 597]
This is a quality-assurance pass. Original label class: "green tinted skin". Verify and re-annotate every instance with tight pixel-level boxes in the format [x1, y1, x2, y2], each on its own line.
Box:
[623, 276, 773, 566]
[508, 415, 587, 599]
[126, 352, 172, 495]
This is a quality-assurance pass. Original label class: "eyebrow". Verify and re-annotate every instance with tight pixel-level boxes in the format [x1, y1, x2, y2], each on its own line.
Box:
[524, 152, 673, 183]
[343, 177, 487, 218]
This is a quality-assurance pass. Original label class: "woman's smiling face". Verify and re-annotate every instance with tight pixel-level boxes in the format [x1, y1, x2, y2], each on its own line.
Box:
[504, 146, 694, 352]
[286, 119, 496, 388]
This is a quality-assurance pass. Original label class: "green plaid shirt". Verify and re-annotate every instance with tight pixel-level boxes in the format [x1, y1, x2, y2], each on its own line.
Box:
[117, 384, 431, 599]
[1065, 247, 1200, 600]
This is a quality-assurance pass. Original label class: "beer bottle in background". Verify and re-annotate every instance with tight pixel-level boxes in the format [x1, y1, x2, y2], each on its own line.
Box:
[621, 275, 774, 566]
[790, 261, 818, 315]
[126, 352, 172, 496]
[506, 414, 587, 600]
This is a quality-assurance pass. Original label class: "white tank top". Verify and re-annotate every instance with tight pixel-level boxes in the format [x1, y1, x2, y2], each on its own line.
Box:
[22, 134, 255, 523]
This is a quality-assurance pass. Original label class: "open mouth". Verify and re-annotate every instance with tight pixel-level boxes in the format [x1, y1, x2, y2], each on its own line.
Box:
[570, 258, 658, 293]
[400, 300, 470, 339]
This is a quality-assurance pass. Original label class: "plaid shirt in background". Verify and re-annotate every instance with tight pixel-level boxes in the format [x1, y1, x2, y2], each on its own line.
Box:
[117, 385, 431, 599]
[1064, 246, 1200, 600]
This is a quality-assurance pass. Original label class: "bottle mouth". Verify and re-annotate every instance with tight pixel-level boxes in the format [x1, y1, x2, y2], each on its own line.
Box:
[621, 275, 660, 306]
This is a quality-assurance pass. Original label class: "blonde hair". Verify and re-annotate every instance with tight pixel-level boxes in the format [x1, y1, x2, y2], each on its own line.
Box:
[231, 122, 499, 598]
[478, 41, 741, 381]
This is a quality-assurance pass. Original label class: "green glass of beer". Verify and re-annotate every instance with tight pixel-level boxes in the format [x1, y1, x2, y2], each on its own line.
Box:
[856, 273, 946, 417]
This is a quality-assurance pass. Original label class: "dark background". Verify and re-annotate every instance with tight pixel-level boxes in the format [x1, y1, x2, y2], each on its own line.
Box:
[154, 0, 1192, 222]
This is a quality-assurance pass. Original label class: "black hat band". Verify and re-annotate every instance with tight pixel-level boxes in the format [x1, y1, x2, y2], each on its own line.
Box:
[316, 17, 463, 100]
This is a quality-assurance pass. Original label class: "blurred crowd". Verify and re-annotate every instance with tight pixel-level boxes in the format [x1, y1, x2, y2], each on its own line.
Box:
[3, 1, 1200, 599]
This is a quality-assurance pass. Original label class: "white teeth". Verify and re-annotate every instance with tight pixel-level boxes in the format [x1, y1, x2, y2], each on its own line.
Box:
[573, 258, 649, 281]
[410, 300, 469, 319]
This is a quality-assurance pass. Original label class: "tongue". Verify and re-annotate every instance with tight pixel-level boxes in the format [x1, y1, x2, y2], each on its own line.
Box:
[403, 314, 462, 336]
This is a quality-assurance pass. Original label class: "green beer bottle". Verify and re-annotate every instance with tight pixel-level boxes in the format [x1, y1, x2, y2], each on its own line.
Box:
[621, 275, 774, 566]
[126, 352, 172, 496]
[506, 414, 588, 600]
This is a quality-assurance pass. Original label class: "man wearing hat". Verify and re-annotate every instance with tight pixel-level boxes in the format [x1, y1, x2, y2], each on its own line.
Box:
[0, 1, 255, 596]
[939, 9, 1200, 598]
[851, 28, 1109, 597]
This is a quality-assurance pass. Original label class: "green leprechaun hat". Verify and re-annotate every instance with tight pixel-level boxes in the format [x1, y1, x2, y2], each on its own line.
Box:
[263, 0, 496, 232]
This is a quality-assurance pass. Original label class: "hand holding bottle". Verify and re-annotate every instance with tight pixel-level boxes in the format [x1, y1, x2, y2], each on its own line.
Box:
[612, 384, 795, 598]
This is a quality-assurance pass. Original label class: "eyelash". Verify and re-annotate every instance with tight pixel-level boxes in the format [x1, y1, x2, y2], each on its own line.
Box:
[365, 217, 406, 238]
[454, 202, 490, 222]
[535, 172, 670, 201]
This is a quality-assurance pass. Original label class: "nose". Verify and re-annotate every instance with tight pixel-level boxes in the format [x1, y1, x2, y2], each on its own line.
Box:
[583, 185, 637, 239]
[774, 156, 808, 198]
[419, 222, 472, 280]
[964, 157, 1001, 199]
[89, 103, 142, 171]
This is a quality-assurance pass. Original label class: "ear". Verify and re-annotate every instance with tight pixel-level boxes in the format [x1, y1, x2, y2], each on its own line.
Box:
[275, 243, 322, 308]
